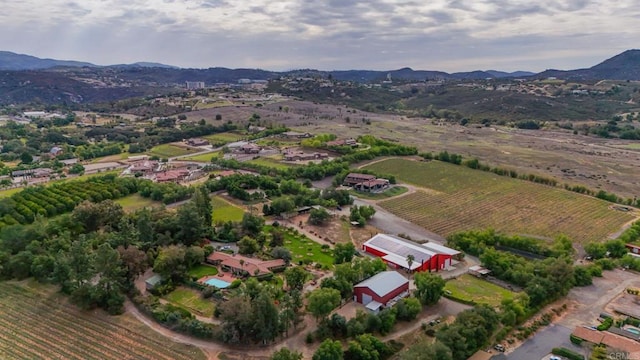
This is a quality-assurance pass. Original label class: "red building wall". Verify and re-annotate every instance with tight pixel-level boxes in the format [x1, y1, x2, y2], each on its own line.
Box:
[362, 245, 452, 273]
[354, 282, 410, 305]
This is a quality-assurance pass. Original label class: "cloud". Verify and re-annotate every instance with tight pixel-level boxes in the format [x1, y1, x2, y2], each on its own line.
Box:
[0, 0, 636, 71]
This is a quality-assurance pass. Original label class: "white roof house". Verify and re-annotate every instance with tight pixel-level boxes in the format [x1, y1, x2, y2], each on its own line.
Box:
[364, 234, 438, 270]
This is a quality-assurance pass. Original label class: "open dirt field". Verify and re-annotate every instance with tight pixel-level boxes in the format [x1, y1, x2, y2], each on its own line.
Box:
[185, 100, 640, 198]
[364, 158, 637, 243]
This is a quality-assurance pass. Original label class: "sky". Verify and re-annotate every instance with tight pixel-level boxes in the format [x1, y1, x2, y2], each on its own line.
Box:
[0, 0, 638, 72]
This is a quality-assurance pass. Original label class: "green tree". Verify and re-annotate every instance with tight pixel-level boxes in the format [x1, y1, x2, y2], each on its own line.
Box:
[307, 288, 341, 322]
[399, 341, 452, 360]
[116, 245, 148, 283]
[68, 163, 85, 175]
[175, 202, 205, 245]
[153, 245, 187, 281]
[345, 334, 392, 360]
[238, 236, 260, 255]
[414, 272, 445, 305]
[271, 246, 292, 263]
[193, 186, 213, 227]
[313, 339, 344, 360]
[20, 152, 33, 164]
[584, 242, 607, 259]
[270, 197, 296, 215]
[284, 266, 309, 291]
[406, 254, 415, 279]
[185, 245, 205, 268]
[93, 243, 126, 314]
[270, 348, 302, 360]
[334, 243, 356, 264]
[251, 291, 280, 344]
[606, 239, 628, 258]
[308, 208, 331, 225]
[395, 297, 422, 321]
[241, 213, 265, 235]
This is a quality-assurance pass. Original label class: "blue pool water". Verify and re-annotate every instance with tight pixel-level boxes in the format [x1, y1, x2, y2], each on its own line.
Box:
[205, 278, 231, 288]
[626, 327, 640, 335]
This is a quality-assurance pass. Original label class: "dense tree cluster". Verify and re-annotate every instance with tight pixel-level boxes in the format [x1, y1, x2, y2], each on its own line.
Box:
[447, 230, 596, 309]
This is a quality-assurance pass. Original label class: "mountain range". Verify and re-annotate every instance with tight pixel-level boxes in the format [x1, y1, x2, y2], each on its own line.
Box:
[1, 49, 639, 81]
[0, 50, 639, 106]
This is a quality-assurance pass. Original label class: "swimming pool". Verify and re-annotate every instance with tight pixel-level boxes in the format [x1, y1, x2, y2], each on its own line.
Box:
[204, 278, 231, 288]
[625, 326, 640, 335]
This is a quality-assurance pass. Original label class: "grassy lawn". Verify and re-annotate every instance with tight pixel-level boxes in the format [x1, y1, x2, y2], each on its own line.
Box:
[365, 158, 636, 243]
[212, 196, 245, 223]
[0, 187, 23, 199]
[164, 287, 215, 317]
[147, 144, 197, 158]
[444, 274, 514, 307]
[203, 132, 245, 144]
[349, 186, 409, 200]
[182, 151, 221, 162]
[247, 157, 292, 170]
[115, 194, 161, 211]
[188, 264, 219, 278]
[266, 225, 334, 268]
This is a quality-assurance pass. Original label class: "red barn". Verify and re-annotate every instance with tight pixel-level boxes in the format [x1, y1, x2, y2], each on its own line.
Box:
[353, 271, 409, 313]
[362, 234, 455, 272]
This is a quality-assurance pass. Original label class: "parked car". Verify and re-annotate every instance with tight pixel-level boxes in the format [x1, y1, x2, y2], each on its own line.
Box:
[550, 356, 561, 360]
[494, 344, 505, 352]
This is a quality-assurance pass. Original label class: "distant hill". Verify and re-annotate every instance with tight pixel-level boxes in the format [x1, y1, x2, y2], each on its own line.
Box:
[0, 51, 177, 70]
[0, 51, 95, 70]
[537, 49, 640, 80]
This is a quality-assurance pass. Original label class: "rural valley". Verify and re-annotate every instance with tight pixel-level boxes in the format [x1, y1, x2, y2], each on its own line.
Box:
[0, 47, 640, 360]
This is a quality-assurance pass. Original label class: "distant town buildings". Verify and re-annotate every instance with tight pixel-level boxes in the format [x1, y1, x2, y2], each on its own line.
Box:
[185, 81, 205, 90]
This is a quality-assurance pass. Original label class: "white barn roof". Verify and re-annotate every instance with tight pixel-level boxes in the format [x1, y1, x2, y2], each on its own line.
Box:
[421, 242, 461, 256]
[364, 234, 437, 264]
[354, 271, 409, 297]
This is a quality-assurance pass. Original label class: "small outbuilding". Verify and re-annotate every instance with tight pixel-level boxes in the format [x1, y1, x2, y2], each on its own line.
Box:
[145, 274, 163, 291]
[353, 271, 409, 313]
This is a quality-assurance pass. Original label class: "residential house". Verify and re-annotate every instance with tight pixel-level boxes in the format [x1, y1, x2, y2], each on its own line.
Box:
[343, 173, 376, 186]
[206, 252, 287, 277]
[353, 179, 390, 193]
[186, 138, 210, 146]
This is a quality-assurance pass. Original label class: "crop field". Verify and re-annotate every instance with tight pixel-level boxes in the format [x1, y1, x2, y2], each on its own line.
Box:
[365, 158, 637, 243]
[203, 132, 245, 144]
[212, 196, 245, 223]
[444, 274, 514, 307]
[0, 281, 205, 360]
[147, 144, 197, 158]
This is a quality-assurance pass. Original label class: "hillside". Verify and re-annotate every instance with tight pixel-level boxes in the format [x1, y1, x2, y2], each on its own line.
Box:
[538, 49, 640, 80]
[0, 51, 95, 70]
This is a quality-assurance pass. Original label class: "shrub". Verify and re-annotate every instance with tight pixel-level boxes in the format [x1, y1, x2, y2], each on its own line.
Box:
[229, 279, 242, 289]
[597, 317, 613, 331]
[569, 334, 583, 345]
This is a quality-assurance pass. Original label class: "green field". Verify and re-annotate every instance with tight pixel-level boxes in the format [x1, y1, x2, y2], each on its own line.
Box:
[147, 144, 197, 158]
[182, 151, 221, 162]
[266, 225, 334, 268]
[115, 194, 161, 211]
[0, 187, 22, 199]
[0, 280, 205, 360]
[349, 186, 408, 200]
[364, 158, 636, 243]
[444, 274, 514, 307]
[247, 157, 292, 170]
[164, 287, 215, 317]
[188, 264, 219, 278]
[203, 132, 245, 144]
[212, 196, 245, 223]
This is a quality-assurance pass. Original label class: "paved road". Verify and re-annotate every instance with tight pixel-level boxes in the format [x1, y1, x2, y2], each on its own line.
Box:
[500, 324, 584, 360]
[353, 198, 446, 243]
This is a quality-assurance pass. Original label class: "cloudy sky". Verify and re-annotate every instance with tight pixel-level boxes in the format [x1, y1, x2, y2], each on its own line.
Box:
[0, 0, 637, 72]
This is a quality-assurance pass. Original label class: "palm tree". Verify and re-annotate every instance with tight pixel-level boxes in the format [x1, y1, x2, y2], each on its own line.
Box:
[406, 254, 415, 280]
[239, 259, 245, 276]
